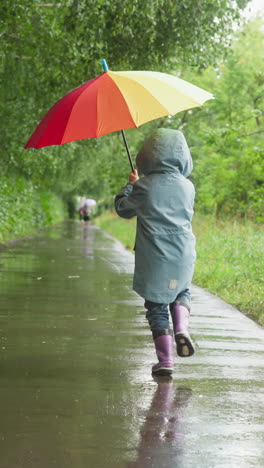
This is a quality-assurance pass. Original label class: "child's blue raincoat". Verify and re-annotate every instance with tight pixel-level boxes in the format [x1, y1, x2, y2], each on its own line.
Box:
[115, 128, 196, 304]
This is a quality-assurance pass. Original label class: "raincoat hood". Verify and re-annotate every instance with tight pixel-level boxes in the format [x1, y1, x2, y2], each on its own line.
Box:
[136, 128, 193, 177]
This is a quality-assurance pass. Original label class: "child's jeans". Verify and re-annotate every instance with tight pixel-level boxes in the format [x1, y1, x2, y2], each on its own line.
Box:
[145, 289, 191, 331]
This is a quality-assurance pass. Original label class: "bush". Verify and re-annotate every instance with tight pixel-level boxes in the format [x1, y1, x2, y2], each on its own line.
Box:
[0, 174, 67, 243]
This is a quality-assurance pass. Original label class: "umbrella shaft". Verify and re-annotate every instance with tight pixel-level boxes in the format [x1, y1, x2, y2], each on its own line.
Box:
[121, 130, 135, 172]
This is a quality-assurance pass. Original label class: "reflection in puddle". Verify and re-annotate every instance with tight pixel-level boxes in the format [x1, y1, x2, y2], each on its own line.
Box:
[129, 379, 192, 467]
[1, 221, 263, 467]
[82, 224, 95, 259]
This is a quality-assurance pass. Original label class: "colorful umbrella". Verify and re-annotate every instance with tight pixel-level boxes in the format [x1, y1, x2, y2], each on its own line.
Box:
[25, 60, 213, 170]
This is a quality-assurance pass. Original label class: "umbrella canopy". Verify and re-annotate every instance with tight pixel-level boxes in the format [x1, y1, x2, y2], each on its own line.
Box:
[83, 198, 96, 207]
[77, 197, 97, 210]
[25, 67, 213, 150]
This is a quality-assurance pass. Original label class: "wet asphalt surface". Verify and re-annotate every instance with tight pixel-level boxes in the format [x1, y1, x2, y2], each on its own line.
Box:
[0, 221, 263, 468]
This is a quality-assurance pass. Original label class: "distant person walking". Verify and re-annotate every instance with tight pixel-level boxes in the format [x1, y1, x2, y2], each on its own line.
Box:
[115, 128, 196, 375]
[81, 204, 91, 222]
[77, 198, 96, 222]
[78, 203, 91, 222]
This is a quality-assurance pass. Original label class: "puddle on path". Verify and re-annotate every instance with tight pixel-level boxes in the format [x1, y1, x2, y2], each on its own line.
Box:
[0, 221, 263, 467]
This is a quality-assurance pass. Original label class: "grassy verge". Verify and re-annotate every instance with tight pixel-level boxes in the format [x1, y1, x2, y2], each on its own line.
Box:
[0, 174, 68, 244]
[95, 210, 264, 326]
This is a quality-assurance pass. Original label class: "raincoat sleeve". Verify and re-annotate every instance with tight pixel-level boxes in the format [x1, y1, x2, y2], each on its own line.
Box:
[115, 182, 142, 219]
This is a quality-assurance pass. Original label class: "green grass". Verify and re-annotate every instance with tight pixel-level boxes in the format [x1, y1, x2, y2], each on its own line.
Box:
[95, 211, 137, 250]
[95, 211, 264, 326]
[192, 215, 264, 326]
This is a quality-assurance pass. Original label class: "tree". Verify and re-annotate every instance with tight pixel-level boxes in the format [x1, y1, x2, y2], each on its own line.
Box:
[0, 0, 250, 198]
[180, 18, 264, 221]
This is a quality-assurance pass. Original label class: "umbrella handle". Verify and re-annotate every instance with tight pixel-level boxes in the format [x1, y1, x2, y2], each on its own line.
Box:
[121, 130, 135, 172]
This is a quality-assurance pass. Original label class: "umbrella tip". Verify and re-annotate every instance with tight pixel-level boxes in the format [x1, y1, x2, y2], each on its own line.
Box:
[101, 59, 109, 72]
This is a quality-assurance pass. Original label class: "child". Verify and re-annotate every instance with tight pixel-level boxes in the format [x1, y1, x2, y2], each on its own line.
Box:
[115, 128, 196, 375]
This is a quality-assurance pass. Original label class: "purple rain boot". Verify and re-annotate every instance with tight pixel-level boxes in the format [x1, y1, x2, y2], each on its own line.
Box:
[152, 329, 174, 376]
[171, 304, 195, 357]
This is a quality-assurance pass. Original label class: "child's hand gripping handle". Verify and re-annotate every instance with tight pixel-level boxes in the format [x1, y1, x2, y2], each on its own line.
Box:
[129, 170, 139, 183]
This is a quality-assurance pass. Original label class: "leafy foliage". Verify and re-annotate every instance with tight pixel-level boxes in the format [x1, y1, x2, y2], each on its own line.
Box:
[181, 19, 264, 221]
[0, 174, 67, 243]
[1, 0, 249, 179]
[64, 0, 248, 72]
[1, 1, 262, 237]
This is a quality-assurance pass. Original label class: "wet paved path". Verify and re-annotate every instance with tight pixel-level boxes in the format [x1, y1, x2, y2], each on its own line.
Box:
[0, 221, 264, 468]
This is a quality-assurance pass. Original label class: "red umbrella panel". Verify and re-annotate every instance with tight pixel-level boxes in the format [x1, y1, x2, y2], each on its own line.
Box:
[25, 74, 137, 149]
